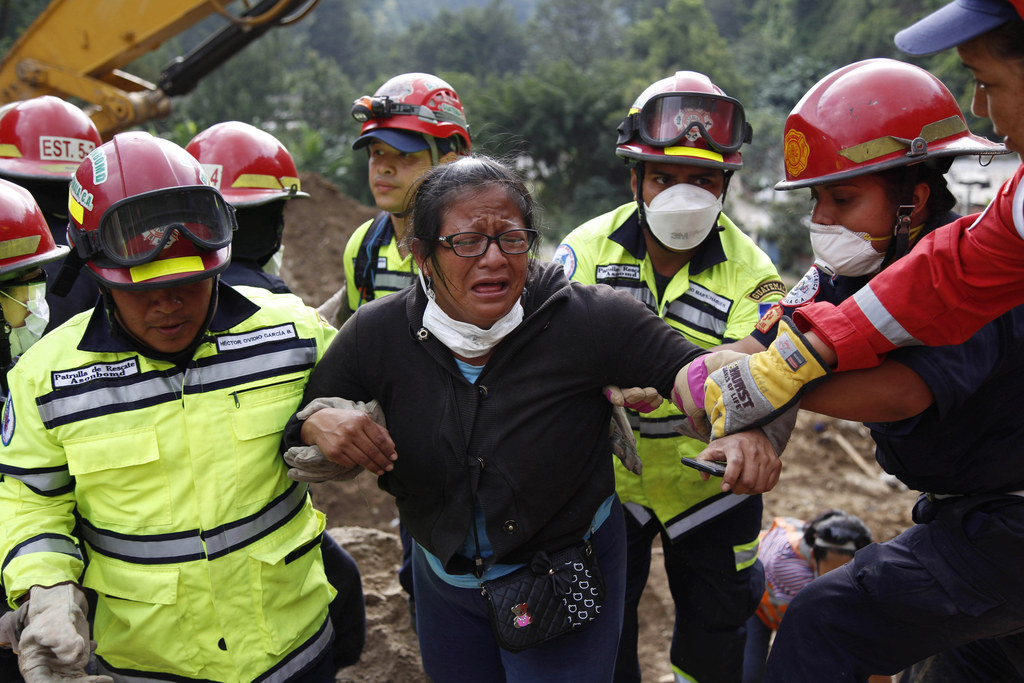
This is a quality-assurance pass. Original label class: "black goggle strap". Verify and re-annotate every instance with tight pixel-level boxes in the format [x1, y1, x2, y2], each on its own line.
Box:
[50, 243, 87, 298]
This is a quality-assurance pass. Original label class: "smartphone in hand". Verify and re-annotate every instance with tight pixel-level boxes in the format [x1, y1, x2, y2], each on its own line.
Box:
[680, 457, 727, 477]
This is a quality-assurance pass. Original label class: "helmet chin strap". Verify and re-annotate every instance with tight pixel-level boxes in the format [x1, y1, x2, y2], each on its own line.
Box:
[881, 166, 920, 271]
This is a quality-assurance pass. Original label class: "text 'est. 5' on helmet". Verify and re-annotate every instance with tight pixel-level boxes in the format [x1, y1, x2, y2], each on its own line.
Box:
[67, 131, 236, 290]
[616, 71, 752, 171]
[777, 58, 1007, 190]
[0, 96, 102, 181]
[351, 72, 471, 155]
[0, 177, 69, 279]
[185, 121, 309, 207]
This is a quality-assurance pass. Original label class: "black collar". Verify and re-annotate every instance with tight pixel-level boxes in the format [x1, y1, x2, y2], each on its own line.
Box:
[78, 282, 260, 356]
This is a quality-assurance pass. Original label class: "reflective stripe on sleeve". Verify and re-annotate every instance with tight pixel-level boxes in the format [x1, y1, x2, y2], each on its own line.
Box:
[0, 463, 72, 495]
[851, 285, 921, 349]
[96, 616, 334, 683]
[80, 482, 309, 564]
[664, 494, 750, 540]
[734, 535, 760, 571]
[5, 533, 83, 569]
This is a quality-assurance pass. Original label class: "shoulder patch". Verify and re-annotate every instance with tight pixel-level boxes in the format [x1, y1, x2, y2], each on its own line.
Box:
[780, 267, 821, 307]
[553, 243, 576, 279]
[1, 396, 13, 446]
[747, 279, 788, 303]
[755, 303, 784, 335]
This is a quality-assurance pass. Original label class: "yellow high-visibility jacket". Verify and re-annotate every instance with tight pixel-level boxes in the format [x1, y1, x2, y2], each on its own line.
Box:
[556, 204, 786, 541]
[0, 284, 337, 682]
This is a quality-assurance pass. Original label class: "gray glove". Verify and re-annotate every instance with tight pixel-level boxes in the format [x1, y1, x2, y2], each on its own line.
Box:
[10, 583, 111, 683]
[610, 406, 642, 475]
[284, 397, 386, 482]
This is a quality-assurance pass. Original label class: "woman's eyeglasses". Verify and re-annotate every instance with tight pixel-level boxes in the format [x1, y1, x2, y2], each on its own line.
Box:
[437, 229, 538, 258]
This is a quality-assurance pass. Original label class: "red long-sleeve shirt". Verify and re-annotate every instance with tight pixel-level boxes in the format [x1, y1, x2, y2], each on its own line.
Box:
[795, 163, 1024, 370]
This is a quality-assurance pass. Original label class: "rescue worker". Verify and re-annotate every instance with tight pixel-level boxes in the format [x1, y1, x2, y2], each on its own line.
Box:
[554, 71, 787, 683]
[186, 121, 309, 293]
[667, 57, 1024, 682]
[742, 511, 871, 683]
[187, 120, 366, 671]
[316, 72, 471, 627]
[0, 132, 341, 682]
[720, 58, 1006, 357]
[673, 0, 1024, 444]
[0, 178, 72, 683]
[0, 96, 103, 330]
[318, 71, 471, 328]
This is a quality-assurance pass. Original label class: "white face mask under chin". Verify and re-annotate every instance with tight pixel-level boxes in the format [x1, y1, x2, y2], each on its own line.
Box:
[643, 183, 723, 252]
[808, 223, 886, 277]
[417, 270, 524, 358]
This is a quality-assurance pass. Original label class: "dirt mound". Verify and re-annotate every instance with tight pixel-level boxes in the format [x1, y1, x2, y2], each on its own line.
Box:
[281, 172, 378, 309]
[281, 173, 919, 682]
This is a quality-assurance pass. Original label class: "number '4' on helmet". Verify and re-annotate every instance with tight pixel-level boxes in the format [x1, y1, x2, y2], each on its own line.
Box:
[185, 121, 309, 207]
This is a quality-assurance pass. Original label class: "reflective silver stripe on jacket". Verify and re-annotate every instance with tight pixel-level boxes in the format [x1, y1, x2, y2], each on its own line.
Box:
[664, 494, 750, 540]
[626, 411, 688, 439]
[0, 464, 72, 495]
[96, 617, 334, 683]
[184, 345, 316, 391]
[373, 270, 417, 294]
[8, 534, 83, 565]
[80, 483, 308, 564]
[851, 286, 921, 348]
[663, 283, 730, 339]
[37, 372, 182, 427]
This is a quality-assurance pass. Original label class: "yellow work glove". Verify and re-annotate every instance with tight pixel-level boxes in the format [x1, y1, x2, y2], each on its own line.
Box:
[672, 317, 830, 454]
[11, 583, 111, 683]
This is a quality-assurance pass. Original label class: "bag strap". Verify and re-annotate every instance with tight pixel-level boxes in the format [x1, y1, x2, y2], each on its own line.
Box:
[352, 211, 394, 304]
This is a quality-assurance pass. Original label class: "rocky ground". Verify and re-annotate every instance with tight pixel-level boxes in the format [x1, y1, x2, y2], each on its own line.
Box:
[280, 173, 920, 681]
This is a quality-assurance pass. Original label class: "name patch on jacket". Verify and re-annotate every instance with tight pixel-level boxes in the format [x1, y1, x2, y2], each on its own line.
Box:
[596, 264, 640, 281]
[216, 323, 297, 352]
[52, 358, 140, 388]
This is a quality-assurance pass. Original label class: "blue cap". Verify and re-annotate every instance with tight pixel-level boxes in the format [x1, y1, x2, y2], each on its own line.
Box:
[895, 0, 1018, 55]
[351, 128, 429, 153]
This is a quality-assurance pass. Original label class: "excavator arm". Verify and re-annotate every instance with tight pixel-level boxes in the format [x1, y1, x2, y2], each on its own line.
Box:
[0, 0, 318, 137]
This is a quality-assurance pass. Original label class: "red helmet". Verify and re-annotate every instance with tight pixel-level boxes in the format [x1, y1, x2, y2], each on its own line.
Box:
[68, 132, 236, 290]
[185, 121, 308, 207]
[0, 177, 68, 279]
[777, 58, 1006, 190]
[351, 72, 471, 157]
[616, 71, 751, 170]
[0, 96, 102, 181]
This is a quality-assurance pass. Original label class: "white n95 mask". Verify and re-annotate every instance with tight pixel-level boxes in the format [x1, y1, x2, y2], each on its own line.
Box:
[808, 223, 887, 277]
[643, 183, 723, 252]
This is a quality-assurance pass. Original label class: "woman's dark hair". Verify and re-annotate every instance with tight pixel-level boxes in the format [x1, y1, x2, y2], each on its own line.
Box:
[805, 509, 872, 562]
[876, 163, 957, 222]
[408, 155, 540, 292]
[986, 18, 1024, 64]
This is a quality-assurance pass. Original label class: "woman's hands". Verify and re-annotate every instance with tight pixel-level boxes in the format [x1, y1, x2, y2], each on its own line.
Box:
[299, 400, 397, 476]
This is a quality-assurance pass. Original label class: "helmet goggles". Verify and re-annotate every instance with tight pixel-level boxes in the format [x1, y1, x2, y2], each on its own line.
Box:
[76, 185, 236, 267]
[351, 95, 466, 129]
[617, 92, 752, 154]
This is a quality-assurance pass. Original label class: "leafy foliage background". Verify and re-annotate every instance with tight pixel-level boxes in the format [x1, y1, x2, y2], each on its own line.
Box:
[0, 0, 977, 273]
